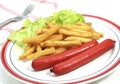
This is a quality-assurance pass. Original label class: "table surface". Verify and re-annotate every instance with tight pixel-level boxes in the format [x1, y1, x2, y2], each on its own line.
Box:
[0, 0, 120, 84]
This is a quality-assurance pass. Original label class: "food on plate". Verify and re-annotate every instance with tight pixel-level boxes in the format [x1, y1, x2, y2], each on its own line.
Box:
[20, 47, 55, 60]
[45, 34, 64, 41]
[7, 9, 103, 61]
[6, 9, 115, 76]
[19, 21, 103, 60]
[8, 10, 84, 46]
[23, 23, 60, 44]
[19, 46, 36, 60]
[64, 36, 92, 43]
[40, 40, 82, 47]
[32, 40, 98, 71]
[26, 47, 55, 60]
[50, 39, 115, 75]
[54, 47, 67, 54]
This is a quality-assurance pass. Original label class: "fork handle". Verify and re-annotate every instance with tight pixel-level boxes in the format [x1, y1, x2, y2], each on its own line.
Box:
[0, 18, 15, 28]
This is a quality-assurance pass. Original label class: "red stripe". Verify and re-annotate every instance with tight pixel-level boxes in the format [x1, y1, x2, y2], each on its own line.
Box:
[32, 0, 57, 9]
[1, 40, 40, 84]
[0, 3, 19, 15]
[0, 0, 57, 22]
[32, 0, 46, 2]
[0, 28, 13, 33]
[66, 14, 120, 84]
[83, 14, 120, 30]
[0, 3, 37, 22]
[1, 14, 120, 84]
[29, 15, 38, 21]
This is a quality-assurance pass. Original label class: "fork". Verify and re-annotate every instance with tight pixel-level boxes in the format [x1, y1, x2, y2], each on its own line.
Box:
[0, 3, 34, 28]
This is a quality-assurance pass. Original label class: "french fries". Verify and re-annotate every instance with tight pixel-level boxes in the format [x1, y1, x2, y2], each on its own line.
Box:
[65, 36, 92, 43]
[54, 47, 67, 54]
[26, 47, 55, 60]
[59, 29, 93, 37]
[19, 22, 103, 60]
[62, 24, 91, 31]
[41, 40, 82, 47]
[23, 23, 60, 44]
[45, 34, 64, 41]
[19, 46, 36, 60]
[36, 44, 42, 51]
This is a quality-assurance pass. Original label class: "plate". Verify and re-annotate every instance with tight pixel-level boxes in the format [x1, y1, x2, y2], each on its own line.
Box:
[1, 15, 120, 84]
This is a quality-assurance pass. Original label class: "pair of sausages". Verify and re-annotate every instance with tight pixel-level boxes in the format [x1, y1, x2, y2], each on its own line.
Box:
[32, 39, 115, 75]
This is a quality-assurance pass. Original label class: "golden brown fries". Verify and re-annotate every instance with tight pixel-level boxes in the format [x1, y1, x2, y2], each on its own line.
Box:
[36, 44, 42, 51]
[65, 36, 92, 43]
[19, 22, 104, 61]
[23, 23, 60, 44]
[26, 47, 55, 60]
[62, 24, 91, 31]
[75, 22, 92, 26]
[19, 46, 36, 60]
[35, 28, 42, 35]
[41, 40, 82, 47]
[25, 44, 32, 51]
[92, 32, 103, 40]
[54, 47, 67, 54]
[45, 34, 64, 41]
[59, 29, 93, 38]
[41, 28, 49, 33]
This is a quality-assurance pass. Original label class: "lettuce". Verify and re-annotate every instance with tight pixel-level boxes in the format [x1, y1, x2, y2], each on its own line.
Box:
[54, 10, 84, 24]
[8, 10, 85, 47]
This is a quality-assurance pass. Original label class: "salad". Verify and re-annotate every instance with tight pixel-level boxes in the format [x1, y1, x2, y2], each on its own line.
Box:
[8, 10, 85, 47]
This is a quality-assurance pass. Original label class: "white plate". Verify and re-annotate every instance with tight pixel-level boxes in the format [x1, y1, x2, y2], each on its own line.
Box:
[1, 15, 120, 84]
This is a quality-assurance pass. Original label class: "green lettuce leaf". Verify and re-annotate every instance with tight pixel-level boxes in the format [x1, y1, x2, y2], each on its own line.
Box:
[54, 10, 84, 25]
[8, 10, 85, 47]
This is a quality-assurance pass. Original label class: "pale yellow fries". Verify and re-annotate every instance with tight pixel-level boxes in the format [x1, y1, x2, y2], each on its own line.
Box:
[19, 22, 103, 60]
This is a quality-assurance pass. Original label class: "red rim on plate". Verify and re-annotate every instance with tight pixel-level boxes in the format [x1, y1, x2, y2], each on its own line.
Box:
[1, 15, 120, 84]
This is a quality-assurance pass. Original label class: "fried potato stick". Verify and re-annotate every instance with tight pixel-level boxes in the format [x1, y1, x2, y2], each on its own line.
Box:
[36, 44, 42, 51]
[41, 40, 82, 47]
[85, 22, 92, 26]
[25, 44, 32, 51]
[46, 34, 64, 41]
[26, 47, 55, 60]
[59, 29, 93, 38]
[35, 28, 42, 35]
[23, 24, 60, 44]
[62, 25, 91, 31]
[19, 46, 36, 60]
[92, 32, 103, 40]
[75, 22, 92, 26]
[19, 22, 104, 61]
[54, 47, 67, 54]
[65, 36, 92, 43]
[41, 28, 49, 33]
[75, 22, 87, 26]
[70, 28, 90, 33]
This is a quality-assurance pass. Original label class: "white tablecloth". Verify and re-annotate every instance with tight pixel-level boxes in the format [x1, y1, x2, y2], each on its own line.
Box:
[0, 0, 120, 84]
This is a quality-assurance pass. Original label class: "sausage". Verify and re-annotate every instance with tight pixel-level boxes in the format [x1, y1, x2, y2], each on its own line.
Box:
[32, 40, 98, 71]
[50, 39, 115, 75]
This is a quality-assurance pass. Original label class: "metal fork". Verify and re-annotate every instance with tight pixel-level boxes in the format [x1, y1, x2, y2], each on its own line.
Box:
[0, 3, 34, 28]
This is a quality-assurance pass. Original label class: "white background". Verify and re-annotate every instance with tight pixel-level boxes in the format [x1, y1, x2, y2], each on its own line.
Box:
[0, 0, 120, 84]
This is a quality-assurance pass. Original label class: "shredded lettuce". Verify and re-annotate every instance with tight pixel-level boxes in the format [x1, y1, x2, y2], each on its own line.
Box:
[53, 10, 84, 24]
[8, 10, 85, 47]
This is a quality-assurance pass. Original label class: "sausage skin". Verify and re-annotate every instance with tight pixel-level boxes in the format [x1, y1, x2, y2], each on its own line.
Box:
[50, 39, 115, 75]
[32, 40, 98, 71]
